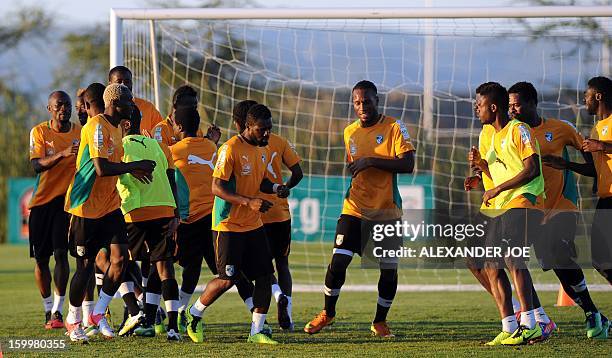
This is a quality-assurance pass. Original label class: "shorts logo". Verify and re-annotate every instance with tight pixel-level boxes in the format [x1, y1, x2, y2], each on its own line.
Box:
[335, 234, 344, 246]
[225, 265, 235, 277]
[545, 132, 553, 142]
[376, 135, 383, 144]
[76, 246, 86, 257]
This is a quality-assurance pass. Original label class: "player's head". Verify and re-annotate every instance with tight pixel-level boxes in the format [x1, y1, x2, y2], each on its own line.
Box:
[474, 82, 508, 125]
[108, 65, 133, 92]
[83, 83, 106, 118]
[508, 81, 538, 122]
[245, 104, 272, 146]
[232, 99, 258, 133]
[352, 80, 379, 124]
[75, 88, 88, 125]
[103, 83, 133, 121]
[172, 85, 198, 111]
[585, 76, 612, 115]
[173, 106, 200, 135]
[121, 104, 142, 136]
[47, 91, 72, 124]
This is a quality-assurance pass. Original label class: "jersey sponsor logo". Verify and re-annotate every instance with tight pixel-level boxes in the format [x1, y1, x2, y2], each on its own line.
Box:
[545, 132, 553, 142]
[241, 162, 252, 176]
[94, 124, 104, 150]
[376, 134, 384, 144]
[45, 140, 55, 155]
[154, 127, 163, 142]
[267, 152, 278, 179]
[187, 153, 216, 169]
[216, 145, 228, 170]
[335, 234, 344, 246]
[225, 265, 235, 277]
[602, 126, 608, 136]
[396, 120, 411, 140]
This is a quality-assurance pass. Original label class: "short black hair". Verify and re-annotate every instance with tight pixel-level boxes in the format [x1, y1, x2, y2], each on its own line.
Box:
[352, 80, 377, 95]
[108, 65, 132, 81]
[172, 85, 198, 108]
[127, 105, 142, 135]
[174, 106, 200, 134]
[83, 82, 106, 107]
[588, 76, 612, 106]
[508, 81, 538, 106]
[246, 104, 272, 127]
[476, 81, 509, 114]
[233, 100, 258, 132]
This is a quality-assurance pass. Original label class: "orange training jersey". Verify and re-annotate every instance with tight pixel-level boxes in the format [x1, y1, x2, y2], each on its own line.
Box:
[342, 115, 415, 220]
[134, 97, 163, 136]
[590, 114, 612, 198]
[212, 135, 270, 232]
[29, 121, 81, 208]
[531, 118, 582, 216]
[171, 136, 217, 223]
[65, 114, 124, 218]
[261, 133, 301, 224]
[153, 116, 204, 147]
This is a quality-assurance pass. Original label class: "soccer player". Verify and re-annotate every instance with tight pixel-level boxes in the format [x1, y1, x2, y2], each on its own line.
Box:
[470, 82, 544, 345]
[153, 85, 203, 147]
[108, 66, 163, 136]
[304, 80, 415, 338]
[64, 83, 155, 342]
[509, 81, 608, 339]
[232, 99, 303, 330]
[185, 104, 286, 345]
[168, 106, 221, 334]
[29, 91, 80, 329]
[116, 106, 182, 341]
[75, 88, 88, 126]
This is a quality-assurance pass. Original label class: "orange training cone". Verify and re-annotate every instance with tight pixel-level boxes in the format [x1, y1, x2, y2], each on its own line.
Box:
[555, 284, 577, 307]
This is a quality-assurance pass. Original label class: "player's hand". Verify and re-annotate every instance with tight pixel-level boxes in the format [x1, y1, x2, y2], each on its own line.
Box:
[206, 124, 221, 144]
[130, 160, 156, 183]
[247, 198, 273, 213]
[166, 217, 180, 238]
[61, 142, 80, 157]
[582, 138, 605, 153]
[482, 187, 501, 207]
[276, 184, 290, 198]
[468, 146, 482, 169]
[464, 175, 480, 191]
[541, 154, 567, 170]
[347, 157, 371, 177]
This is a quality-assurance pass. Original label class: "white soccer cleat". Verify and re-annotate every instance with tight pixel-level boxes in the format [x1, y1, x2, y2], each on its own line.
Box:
[90, 313, 116, 339]
[66, 322, 89, 343]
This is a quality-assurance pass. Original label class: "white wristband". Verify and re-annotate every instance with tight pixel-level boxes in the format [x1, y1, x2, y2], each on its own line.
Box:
[272, 184, 279, 193]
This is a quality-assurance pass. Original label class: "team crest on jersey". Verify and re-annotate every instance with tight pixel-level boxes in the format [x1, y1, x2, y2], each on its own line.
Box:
[501, 139, 507, 149]
[602, 126, 608, 136]
[241, 162, 252, 176]
[154, 127, 163, 142]
[225, 265, 235, 277]
[45, 141, 55, 156]
[335, 234, 344, 246]
[349, 138, 357, 156]
[76, 246, 86, 257]
[376, 135, 384, 144]
[94, 124, 104, 150]
[545, 132, 553, 142]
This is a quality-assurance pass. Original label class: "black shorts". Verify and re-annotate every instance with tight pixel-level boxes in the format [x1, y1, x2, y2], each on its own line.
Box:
[591, 197, 612, 270]
[485, 208, 542, 266]
[175, 214, 216, 274]
[264, 219, 291, 259]
[29, 196, 69, 260]
[127, 217, 176, 262]
[465, 212, 500, 269]
[535, 212, 578, 270]
[68, 209, 128, 259]
[213, 227, 274, 281]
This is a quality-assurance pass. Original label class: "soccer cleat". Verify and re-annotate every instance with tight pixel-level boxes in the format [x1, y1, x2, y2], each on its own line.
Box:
[484, 331, 512, 346]
[247, 332, 279, 345]
[501, 325, 542, 345]
[277, 294, 292, 330]
[134, 324, 156, 337]
[530, 320, 557, 343]
[118, 311, 145, 337]
[155, 307, 167, 334]
[515, 310, 522, 324]
[262, 322, 273, 338]
[66, 321, 89, 343]
[185, 304, 204, 343]
[586, 312, 608, 339]
[167, 329, 182, 341]
[84, 325, 99, 337]
[370, 321, 395, 338]
[304, 310, 334, 335]
[44, 311, 52, 329]
[89, 313, 116, 339]
[50, 311, 65, 329]
[178, 310, 187, 334]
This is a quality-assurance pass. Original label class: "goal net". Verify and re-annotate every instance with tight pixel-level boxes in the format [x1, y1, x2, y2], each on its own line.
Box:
[116, 7, 612, 290]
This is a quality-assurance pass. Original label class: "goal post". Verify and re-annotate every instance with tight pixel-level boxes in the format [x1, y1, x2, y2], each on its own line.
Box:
[110, 6, 612, 289]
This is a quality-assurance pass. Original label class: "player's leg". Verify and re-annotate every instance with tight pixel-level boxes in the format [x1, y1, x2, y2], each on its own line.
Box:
[305, 215, 359, 334]
[265, 220, 293, 330]
[82, 271, 96, 335]
[176, 219, 206, 322]
[117, 260, 145, 336]
[591, 198, 612, 284]
[28, 204, 53, 328]
[49, 200, 70, 328]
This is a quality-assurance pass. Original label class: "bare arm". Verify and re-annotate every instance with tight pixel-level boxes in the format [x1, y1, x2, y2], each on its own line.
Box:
[348, 151, 414, 177]
[212, 177, 272, 212]
[285, 163, 303, 189]
[483, 154, 540, 206]
[92, 157, 155, 183]
[31, 143, 79, 173]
